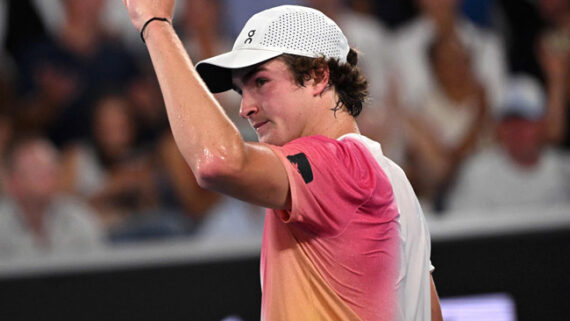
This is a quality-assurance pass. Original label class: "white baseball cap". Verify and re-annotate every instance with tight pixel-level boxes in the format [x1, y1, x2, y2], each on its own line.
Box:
[195, 5, 350, 93]
[498, 75, 546, 121]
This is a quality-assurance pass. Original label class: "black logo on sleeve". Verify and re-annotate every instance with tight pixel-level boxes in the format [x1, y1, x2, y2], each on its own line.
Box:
[286, 153, 313, 184]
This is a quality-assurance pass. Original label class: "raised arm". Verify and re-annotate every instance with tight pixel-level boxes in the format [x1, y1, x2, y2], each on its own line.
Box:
[121, 0, 290, 209]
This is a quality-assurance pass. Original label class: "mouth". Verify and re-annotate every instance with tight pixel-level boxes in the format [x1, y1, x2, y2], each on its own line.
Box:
[253, 121, 269, 130]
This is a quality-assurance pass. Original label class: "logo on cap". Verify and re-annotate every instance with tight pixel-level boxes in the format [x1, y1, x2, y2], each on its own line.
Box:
[244, 30, 256, 44]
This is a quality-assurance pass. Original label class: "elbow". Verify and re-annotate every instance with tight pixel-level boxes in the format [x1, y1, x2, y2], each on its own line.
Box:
[194, 147, 246, 191]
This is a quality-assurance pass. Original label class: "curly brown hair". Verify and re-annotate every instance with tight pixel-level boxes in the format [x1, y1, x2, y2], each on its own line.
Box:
[279, 48, 368, 117]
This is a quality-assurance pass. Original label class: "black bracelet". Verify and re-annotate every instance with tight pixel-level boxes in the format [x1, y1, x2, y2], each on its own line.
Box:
[140, 17, 170, 44]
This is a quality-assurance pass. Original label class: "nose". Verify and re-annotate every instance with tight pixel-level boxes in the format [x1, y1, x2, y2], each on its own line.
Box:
[238, 90, 258, 119]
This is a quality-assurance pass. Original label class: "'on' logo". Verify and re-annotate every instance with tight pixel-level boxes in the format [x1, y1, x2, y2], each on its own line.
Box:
[244, 30, 256, 44]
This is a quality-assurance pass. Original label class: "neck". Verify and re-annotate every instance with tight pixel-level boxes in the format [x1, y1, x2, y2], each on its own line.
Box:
[313, 115, 360, 140]
[305, 90, 360, 139]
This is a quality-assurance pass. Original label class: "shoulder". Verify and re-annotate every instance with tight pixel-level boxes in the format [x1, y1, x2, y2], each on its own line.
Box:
[276, 135, 369, 161]
[271, 134, 387, 190]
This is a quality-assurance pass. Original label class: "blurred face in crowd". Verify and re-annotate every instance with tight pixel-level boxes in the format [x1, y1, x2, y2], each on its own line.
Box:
[8, 140, 60, 204]
[431, 35, 472, 90]
[497, 116, 544, 168]
[92, 96, 136, 159]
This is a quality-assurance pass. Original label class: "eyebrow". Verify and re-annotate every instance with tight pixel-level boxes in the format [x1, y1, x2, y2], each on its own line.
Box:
[243, 66, 266, 84]
[232, 65, 267, 91]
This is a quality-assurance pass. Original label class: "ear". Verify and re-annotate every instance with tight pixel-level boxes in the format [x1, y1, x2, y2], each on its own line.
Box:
[309, 64, 330, 96]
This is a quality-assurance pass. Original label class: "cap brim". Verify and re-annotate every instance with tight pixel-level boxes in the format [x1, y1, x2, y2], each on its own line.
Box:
[195, 48, 283, 93]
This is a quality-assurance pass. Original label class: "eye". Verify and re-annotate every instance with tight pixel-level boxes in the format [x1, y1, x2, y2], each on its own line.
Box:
[255, 77, 268, 87]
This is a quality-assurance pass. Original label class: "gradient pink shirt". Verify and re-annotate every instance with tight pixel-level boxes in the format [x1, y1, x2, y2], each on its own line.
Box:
[261, 135, 400, 321]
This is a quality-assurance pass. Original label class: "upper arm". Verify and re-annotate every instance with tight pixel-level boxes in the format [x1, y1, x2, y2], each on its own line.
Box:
[197, 141, 291, 210]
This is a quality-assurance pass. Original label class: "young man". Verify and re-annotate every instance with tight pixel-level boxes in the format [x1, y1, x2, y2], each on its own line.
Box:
[122, 2, 441, 320]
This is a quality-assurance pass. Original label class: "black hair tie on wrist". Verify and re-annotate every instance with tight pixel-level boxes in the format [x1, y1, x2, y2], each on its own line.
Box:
[140, 17, 170, 43]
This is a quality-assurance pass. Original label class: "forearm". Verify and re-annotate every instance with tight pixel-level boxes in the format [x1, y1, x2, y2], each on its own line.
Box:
[143, 21, 245, 176]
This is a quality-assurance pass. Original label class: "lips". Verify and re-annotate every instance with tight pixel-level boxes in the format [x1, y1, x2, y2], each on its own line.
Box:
[253, 120, 269, 130]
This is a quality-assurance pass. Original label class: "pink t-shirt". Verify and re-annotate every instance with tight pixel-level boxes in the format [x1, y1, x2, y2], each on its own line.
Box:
[261, 135, 400, 321]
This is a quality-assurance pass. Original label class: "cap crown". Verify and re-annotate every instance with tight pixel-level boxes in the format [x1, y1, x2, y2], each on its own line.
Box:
[233, 5, 349, 62]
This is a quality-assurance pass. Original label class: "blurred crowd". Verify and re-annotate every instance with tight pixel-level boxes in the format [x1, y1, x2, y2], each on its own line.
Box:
[0, 0, 568, 260]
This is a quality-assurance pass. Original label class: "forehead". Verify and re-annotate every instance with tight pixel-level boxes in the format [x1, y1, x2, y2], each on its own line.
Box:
[231, 58, 289, 85]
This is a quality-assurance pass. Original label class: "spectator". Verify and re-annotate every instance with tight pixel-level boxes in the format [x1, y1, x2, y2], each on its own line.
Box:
[447, 75, 570, 211]
[60, 94, 154, 227]
[61, 93, 190, 243]
[403, 31, 491, 211]
[13, 0, 138, 147]
[393, 0, 507, 113]
[0, 136, 105, 259]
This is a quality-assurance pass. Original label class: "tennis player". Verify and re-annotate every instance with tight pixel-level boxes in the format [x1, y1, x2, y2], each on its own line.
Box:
[122, 1, 442, 320]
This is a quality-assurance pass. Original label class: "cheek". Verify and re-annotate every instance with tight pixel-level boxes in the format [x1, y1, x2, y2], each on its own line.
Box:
[271, 96, 305, 128]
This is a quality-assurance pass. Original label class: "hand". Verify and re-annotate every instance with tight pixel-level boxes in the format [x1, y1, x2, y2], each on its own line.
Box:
[122, 0, 175, 31]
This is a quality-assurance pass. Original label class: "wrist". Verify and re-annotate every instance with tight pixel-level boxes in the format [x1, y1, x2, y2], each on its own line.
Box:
[140, 17, 171, 44]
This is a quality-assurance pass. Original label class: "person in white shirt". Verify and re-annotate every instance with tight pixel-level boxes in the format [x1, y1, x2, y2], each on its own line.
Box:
[0, 137, 105, 259]
[393, 0, 507, 113]
[447, 75, 570, 211]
